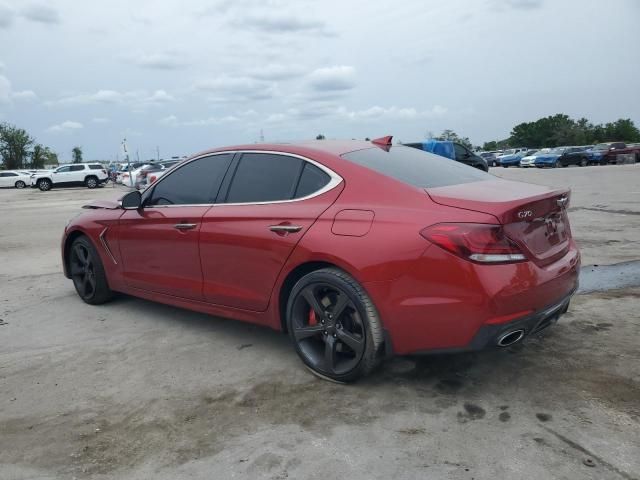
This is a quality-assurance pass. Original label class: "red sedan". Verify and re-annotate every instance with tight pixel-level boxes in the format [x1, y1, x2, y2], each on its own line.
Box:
[62, 138, 580, 382]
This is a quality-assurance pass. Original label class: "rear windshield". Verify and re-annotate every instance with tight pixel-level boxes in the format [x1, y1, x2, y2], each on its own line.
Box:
[341, 146, 489, 188]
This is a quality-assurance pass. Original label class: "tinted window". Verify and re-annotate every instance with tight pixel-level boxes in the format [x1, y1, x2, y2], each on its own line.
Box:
[294, 163, 330, 198]
[89, 164, 103, 170]
[56, 166, 71, 173]
[342, 146, 489, 189]
[226, 153, 302, 203]
[147, 154, 233, 206]
[70, 165, 85, 171]
[1, 172, 17, 177]
[453, 143, 468, 160]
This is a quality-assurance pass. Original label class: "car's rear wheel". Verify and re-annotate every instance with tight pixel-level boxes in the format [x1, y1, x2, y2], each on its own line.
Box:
[37, 178, 52, 191]
[580, 157, 588, 167]
[15, 180, 26, 189]
[286, 268, 383, 383]
[69, 236, 113, 305]
[85, 176, 98, 189]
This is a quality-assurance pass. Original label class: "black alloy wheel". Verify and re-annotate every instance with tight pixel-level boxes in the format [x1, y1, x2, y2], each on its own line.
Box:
[69, 237, 112, 304]
[287, 268, 383, 382]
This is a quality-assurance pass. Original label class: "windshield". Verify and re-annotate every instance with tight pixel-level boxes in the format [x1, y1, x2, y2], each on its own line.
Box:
[502, 149, 516, 155]
[592, 143, 609, 150]
[342, 146, 489, 189]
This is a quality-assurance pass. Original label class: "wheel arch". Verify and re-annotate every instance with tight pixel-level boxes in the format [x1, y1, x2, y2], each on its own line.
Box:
[62, 229, 89, 278]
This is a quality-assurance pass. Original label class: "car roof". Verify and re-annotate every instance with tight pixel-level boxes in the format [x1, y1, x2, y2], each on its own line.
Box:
[190, 140, 378, 160]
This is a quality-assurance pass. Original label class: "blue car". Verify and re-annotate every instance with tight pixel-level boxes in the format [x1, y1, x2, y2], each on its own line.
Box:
[534, 148, 567, 168]
[499, 148, 529, 167]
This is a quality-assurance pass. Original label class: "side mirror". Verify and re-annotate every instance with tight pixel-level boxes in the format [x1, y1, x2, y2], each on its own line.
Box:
[121, 190, 142, 209]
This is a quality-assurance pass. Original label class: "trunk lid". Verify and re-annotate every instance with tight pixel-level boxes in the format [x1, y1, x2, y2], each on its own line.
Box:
[426, 179, 572, 266]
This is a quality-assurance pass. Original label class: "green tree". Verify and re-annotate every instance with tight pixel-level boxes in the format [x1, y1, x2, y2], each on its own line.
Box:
[0, 123, 34, 169]
[72, 146, 83, 163]
[30, 144, 48, 169]
[44, 147, 59, 165]
[434, 129, 473, 149]
[482, 141, 498, 151]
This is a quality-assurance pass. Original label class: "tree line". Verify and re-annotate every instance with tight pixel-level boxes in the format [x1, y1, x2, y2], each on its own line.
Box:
[482, 115, 640, 151]
[0, 122, 85, 169]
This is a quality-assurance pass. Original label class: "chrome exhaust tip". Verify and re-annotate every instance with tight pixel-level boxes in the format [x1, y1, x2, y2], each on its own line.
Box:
[497, 329, 525, 347]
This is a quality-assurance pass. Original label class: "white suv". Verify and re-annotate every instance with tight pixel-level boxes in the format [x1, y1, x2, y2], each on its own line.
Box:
[31, 164, 109, 191]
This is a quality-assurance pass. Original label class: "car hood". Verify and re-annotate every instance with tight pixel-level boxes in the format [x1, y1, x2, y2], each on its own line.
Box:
[521, 156, 536, 161]
[82, 199, 121, 210]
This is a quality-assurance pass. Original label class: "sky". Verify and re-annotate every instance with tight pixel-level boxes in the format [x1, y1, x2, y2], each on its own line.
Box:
[1, 0, 639, 162]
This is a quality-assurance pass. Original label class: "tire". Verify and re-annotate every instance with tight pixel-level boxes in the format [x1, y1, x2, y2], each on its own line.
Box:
[15, 180, 26, 189]
[68, 236, 113, 305]
[85, 176, 98, 189]
[37, 178, 52, 191]
[286, 268, 384, 383]
[580, 158, 588, 167]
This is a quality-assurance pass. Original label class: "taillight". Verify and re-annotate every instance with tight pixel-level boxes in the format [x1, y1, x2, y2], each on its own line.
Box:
[149, 175, 157, 184]
[421, 223, 526, 264]
[102, 169, 107, 174]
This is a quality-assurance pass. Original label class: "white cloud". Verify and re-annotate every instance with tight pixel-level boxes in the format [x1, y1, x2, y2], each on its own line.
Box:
[308, 66, 356, 92]
[21, 4, 61, 24]
[91, 117, 110, 123]
[160, 114, 239, 127]
[11, 89, 38, 101]
[0, 3, 15, 28]
[0, 75, 10, 103]
[46, 89, 174, 108]
[235, 12, 330, 35]
[131, 52, 189, 70]
[47, 120, 84, 132]
[194, 76, 276, 102]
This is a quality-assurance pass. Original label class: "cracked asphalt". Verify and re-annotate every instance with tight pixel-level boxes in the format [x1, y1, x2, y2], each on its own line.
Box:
[1, 164, 639, 480]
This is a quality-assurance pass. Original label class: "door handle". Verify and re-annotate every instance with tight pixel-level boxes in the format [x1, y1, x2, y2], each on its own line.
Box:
[174, 223, 197, 230]
[269, 225, 303, 233]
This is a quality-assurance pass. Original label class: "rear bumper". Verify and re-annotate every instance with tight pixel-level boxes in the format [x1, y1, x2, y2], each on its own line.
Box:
[422, 289, 575, 354]
[365, 242, 580, 355]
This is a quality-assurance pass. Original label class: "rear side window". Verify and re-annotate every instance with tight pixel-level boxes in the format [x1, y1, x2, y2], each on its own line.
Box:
[294, 163, 330, 198]
[89, 164, 103, 170]
[226, 153, 303, 203]
[70, 165, 85, 171]
[342, 146, 489, 188]
[147, 154, 233, 205]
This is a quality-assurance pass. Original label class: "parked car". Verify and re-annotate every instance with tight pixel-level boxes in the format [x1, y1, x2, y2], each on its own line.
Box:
[515, 150, 541, 168]
[404, 140, 488, 171]
[588, 142, 640, 164]
[0, 170, 32, 188]
[480, 152, 499, 167]
[31, 164, 109, 191]
[499, 148, 529, 167]
[533, 148, 567, 168]
[135, 161, 179, 190]
[62, 138, 580, 382]
[556, 146, 593, 167]
[115, 162, 147, 184]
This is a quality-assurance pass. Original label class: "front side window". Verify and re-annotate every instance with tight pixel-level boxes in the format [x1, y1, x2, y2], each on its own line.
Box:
[56, 166, 71, 173]
[1, 172, 17, 177]
[225, 153, 303, 203]
[453, 143, 468, 160]
[146, 153, 233, 206]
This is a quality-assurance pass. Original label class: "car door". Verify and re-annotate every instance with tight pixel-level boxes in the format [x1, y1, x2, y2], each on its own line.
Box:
[118, 153, 234, 300]
[199, 152, 343, 311]
[51, 165, 73, 184]
[0, 172, 16, 187]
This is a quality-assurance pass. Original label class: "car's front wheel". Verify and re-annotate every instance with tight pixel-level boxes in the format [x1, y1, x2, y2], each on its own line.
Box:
[37, 178, 52, 191]
[580, 158, 588, 167]
[85, 176, 98, 189]
[286, 268, 384, 382]
[15, 180, 26, 189]
[69, 236, 113, 305]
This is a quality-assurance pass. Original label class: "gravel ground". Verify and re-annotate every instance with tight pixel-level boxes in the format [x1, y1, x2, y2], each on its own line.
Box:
[1, 164, 639, 480]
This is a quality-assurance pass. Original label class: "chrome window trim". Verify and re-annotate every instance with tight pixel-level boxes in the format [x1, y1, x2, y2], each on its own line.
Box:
[144, 150, 343, 208]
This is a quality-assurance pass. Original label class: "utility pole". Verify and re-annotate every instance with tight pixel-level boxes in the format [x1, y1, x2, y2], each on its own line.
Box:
[122, 138, 133, 187]
[156, 146, 160, 161]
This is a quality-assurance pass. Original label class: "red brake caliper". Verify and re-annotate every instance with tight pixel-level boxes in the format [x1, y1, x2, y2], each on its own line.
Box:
[308, 308, 317, 326]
